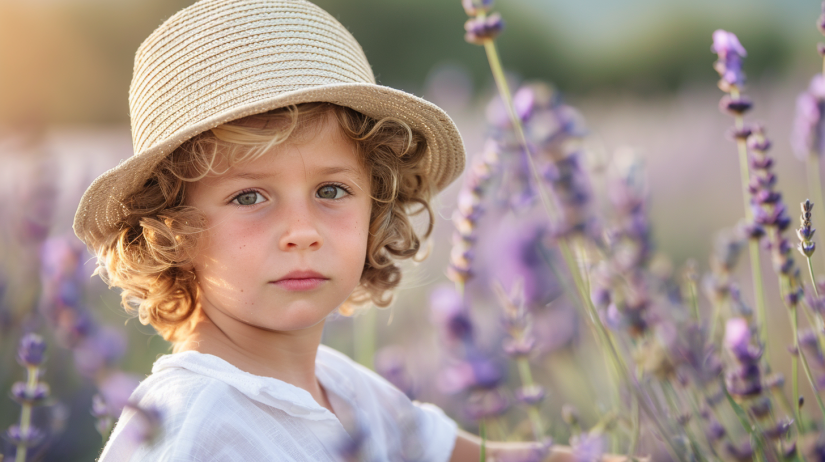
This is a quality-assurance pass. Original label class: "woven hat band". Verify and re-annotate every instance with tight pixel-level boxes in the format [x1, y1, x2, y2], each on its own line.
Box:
[129, 0, 375, 155]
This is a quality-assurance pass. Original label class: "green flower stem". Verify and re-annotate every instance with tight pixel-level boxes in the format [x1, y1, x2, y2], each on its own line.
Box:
[802, 261, 825, 365]
[15, 365, 38, 462]
[662, 382, 714, 462]
[685, 271, 701, 322]
[560, 240, 686, 462]
[731, 95, 754, 222]
[353, 308, 376, 369]
[479, 419, 487, 462]
[808, 153, 825, 270]
[748, 240, 770, 354]
[708, 298, 725, 348]
[515, 357, 546, 440]
[730, 89, 770, 356]
[808, 257, 819, 299]
[723, 386, 769, 460]
[788, 299, 825, 423]
[660, 382, 702, 458]
[627, 390, 640, 457]
[482, 38, 559, 225]
[685, 390, 721, 459]
[770, 385, 803, 434]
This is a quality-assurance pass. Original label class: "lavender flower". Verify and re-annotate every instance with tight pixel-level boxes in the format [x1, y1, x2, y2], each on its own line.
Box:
[429, 285, 473, 345]
[374, 346, 416, 399]
[724, 318, 763, 399]
[120, 402, 162, 447]
[711, 30, 747, 92]
[791, 75, 825, 161]
[671, 323, 723, 388]
[748, 126, 796, 276]
[464, 14, 504, 45]
[719, 94, 753, 116]
[10, 333, 51, 461]
[448, 141, 500, 285]
[798, 199, 817, 258]
[465, 387, 509, 421]
[17, 334, 46, 367]
[430, 285, 505, 396]
[798, 328, 825, 389]
[725, 440, 754, 462]
[515, 385, 546, 406]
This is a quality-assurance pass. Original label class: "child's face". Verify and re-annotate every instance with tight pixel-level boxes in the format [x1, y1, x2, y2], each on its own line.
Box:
[186, 114, 372, 334]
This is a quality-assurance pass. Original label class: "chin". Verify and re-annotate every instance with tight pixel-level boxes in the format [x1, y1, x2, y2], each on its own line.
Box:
[260, 304, 336, 331]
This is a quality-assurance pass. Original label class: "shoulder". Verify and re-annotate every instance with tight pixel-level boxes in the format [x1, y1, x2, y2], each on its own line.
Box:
[98, 356, 258, 462]
[317, 345, 458, 462]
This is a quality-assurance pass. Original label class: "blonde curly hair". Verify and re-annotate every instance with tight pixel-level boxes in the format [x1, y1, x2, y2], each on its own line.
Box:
[97, 103, 435, 342]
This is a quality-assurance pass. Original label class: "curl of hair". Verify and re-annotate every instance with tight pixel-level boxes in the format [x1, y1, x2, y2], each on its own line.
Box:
[96, 103, 434, 341]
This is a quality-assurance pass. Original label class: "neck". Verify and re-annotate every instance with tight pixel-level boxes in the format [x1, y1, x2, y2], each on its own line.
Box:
[176, 304, 330, 409]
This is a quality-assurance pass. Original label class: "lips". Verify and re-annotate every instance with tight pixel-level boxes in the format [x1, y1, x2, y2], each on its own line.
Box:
[273, 270, 328, 282]
[271, 270, 329, 291]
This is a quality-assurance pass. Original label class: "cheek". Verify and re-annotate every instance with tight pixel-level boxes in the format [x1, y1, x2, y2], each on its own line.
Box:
[328, 205, 370, 267]
[195, 218, 266, 275]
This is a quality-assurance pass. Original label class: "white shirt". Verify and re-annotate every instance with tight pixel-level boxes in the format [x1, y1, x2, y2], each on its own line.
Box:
[99, 345, 457, 461]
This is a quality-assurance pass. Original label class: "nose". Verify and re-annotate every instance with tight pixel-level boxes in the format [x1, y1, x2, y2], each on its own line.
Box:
[278, 201, 324, 252]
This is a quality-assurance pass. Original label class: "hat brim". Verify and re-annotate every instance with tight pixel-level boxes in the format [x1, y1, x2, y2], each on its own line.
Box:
[73, 82, 466, 249]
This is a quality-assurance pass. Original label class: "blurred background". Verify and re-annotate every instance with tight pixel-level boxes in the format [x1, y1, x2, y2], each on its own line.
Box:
[1, 0, 823, 459]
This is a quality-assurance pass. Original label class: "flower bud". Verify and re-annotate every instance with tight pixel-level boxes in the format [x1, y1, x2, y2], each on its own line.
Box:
[10, 382, 50, 405]
[561, 404, 580, 426]
[719, 95, 753, 115]
[17, 333, 46, 367]
[6, 425, 44, 448]
[464, 14, 504, 45]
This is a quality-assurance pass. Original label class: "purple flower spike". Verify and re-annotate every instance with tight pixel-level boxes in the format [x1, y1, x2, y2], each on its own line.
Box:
[792, 74, 825, 161]
[711, 30, 747, 91]
[724, 318, 765, 399]
[464, 13, 504, 45]
[17, 333, 46, 367]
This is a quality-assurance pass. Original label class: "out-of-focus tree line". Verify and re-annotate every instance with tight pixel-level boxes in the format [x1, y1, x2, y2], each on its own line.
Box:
[0, 0, 817, 125]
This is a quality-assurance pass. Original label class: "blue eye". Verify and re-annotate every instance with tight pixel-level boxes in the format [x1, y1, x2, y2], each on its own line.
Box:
[232, 191, 264, 206]
[316, 184, 351, 200]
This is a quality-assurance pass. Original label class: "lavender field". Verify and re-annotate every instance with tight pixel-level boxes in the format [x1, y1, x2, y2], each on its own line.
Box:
[3, 0, 825, 460]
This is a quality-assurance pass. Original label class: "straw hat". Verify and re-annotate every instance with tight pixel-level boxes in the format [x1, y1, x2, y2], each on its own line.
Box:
[73, 0, 465, 249]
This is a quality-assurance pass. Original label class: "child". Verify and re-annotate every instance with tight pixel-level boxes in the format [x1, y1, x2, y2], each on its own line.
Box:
[74, 0, 615, 460]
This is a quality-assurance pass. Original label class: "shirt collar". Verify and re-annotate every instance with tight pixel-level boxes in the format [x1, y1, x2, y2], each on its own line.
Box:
[151, 345, 351, 422]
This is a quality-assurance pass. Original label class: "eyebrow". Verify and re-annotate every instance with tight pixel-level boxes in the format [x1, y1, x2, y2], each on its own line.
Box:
[225, 166, 362, 181]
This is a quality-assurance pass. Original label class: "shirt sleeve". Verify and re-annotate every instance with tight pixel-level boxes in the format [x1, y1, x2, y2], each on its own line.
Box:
[319, 346, 458, 462]
[409, 400, 458, 462]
